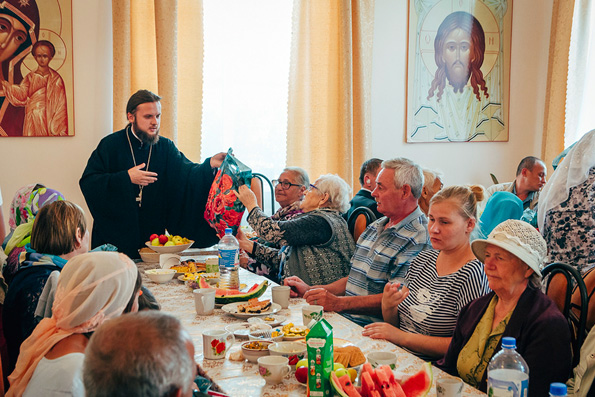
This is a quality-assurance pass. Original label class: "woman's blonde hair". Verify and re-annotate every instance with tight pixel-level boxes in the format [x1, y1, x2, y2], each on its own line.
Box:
[31, 200, 87, 256]
[429, 185, 484, 220]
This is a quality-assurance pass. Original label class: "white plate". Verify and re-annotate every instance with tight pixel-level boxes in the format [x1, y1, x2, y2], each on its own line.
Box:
[224, 323, 272, 339]
[221, 302, 281, 319]
[247, 315, 287, 328]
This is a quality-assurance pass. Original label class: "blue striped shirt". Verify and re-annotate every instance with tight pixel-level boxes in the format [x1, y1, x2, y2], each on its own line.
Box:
[343, 207, 430, 325]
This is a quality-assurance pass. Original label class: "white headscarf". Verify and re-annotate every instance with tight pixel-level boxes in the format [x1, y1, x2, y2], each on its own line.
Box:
[7, 252, 137, 396]
[538, 129, 595, 231]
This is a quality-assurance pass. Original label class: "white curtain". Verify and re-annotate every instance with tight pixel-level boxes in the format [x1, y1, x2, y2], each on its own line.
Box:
[565, 0, 595, 147]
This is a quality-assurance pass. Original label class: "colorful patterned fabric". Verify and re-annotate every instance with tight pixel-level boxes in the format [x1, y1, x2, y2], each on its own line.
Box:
[8, 185, 64, 232]
[204, 150, 252, 237]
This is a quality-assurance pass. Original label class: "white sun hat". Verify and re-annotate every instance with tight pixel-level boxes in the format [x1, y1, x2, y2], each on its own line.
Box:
[471, 219, 547, 277]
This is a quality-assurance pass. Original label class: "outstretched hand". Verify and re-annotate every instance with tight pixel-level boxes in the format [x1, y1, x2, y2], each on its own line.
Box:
[209, 152, 226, 168]
[284, 276, 310, 298]
[128, 163, 158, 186]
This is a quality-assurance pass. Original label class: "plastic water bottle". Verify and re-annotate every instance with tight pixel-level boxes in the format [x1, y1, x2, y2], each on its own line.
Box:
[549, 383, 567, 396]
[218, 228, 240, 290]
[487, 337, 529, 397]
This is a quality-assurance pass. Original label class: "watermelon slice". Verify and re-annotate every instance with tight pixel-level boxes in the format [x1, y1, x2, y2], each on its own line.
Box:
[376, 365, 405, 397]
[361, 372, 382, 397]
[399, 362, 432, 397]
[339, 374, 362, 397]
[331, 371, 350, 397]
[198, 278, 269, 304]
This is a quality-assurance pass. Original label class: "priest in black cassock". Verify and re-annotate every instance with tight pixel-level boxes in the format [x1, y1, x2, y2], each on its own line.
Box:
[80, 89, 225, 259]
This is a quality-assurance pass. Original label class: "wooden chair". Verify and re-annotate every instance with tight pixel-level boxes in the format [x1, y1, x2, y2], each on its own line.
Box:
[347, 206, 376, 242]
[542, 262, 589, 367]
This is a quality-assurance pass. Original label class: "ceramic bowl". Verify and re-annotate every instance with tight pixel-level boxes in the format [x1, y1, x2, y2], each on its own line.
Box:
[138, 247, 160, 263]
[268, 341, 307, 367]
[241, 340, 272, 363]
[145, 268, 176, 284]
[144, 240, 194, 254]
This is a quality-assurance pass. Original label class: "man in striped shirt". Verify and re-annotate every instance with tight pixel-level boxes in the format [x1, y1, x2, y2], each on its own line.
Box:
[285, 158, 430, 326]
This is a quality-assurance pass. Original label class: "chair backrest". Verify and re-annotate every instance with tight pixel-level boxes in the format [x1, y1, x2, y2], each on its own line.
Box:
[252, 172, 275, 215]
[347, 206, 376, 242]
[542, 262, 589, 368]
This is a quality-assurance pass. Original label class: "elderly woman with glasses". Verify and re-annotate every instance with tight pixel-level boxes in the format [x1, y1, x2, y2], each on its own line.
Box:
[436, 220, 571, 396]
[245, 168, 309, 281]
[235, 174, 355, 286]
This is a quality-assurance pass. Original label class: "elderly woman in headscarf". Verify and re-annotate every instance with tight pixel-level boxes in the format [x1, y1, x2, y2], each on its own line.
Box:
[234, 174, 355, 286]
[3, 184, 64, 285]
[436, 220, 571, 397]
[6, 251, 140, 397]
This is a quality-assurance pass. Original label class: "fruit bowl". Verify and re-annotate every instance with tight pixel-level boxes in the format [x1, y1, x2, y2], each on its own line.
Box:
[144, 240, 194, 254]
[145, 268, 176, 284]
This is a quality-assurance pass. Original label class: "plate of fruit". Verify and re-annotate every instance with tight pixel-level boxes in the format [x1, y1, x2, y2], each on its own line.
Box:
[146, 232, 194, 254]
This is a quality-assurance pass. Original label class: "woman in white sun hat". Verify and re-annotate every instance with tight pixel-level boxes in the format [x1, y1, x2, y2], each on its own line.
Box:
[437, 219, 571, 397]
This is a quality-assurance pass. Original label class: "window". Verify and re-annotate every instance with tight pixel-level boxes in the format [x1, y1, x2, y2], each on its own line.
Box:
[201, 0, 292, 187]
[565, 1, 595, 147]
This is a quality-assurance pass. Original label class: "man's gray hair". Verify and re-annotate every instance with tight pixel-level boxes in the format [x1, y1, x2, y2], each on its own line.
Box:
[422, 169, 443, 190]
[315, 174, 352, 213]
[381, 158, 424, 199]
[83, 311, 194, 397]
[283, 166, 310, 187]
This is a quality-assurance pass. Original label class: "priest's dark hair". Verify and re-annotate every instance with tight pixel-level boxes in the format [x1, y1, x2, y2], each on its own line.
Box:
[126, 89, 161, 115]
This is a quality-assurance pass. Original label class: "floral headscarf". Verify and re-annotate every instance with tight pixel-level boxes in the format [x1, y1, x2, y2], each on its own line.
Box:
[7, 252, 137, 396]
[8, 185, 64, 231]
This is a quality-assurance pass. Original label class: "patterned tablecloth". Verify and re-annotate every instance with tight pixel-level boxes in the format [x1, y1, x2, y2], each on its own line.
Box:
[139, 260, 486, 397]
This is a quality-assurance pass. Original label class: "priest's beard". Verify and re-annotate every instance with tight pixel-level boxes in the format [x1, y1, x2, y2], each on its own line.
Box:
[132, 119, 160, 146]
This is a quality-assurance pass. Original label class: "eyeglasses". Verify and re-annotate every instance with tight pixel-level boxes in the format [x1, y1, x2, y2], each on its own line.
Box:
[272, 179, 302, 190]
[308, 184, 320, 192]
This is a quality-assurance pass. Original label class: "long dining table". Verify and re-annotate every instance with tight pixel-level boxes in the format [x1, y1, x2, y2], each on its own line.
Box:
[138, 254, 486, 397]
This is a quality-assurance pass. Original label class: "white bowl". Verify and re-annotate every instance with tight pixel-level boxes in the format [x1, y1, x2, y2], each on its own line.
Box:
[268, 341, 307, 366]
[241, 340, 272, 363]
[144, 240, 194, 254]
[138, 248, 160, 263]
[145, 268, 176, 284]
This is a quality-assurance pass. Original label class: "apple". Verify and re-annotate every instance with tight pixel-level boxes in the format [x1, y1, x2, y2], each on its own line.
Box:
[164, 241, 175, 247]
[151, 237, 161, 246]
[295, 359, 308, 370]
[159, 234, 168, 245]
[333, 363, 345, 371]
[335, 368, 349, 379]
[150, 233, 159, 242]
[295, 366, 308, 384]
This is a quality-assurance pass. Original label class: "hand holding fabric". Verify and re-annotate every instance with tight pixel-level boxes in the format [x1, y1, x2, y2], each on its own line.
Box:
[209, 152, 226, 168]
[233, 185, 258, 212]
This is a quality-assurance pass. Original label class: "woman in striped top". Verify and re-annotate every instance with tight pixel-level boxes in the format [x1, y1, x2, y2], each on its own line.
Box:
[363, 185, 490, 360]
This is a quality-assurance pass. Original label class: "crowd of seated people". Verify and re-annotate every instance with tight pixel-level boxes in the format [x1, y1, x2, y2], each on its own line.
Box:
[2, 134, 595, 396]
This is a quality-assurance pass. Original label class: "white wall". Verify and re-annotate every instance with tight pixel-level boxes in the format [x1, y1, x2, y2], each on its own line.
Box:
[370, 0, 553, 187]
[0, 1, 554, 231]
[0, 1, 112, 229]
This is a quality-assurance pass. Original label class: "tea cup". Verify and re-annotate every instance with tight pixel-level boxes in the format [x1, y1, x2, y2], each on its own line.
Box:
[272, 286, 290, 309]
[202, 329, 235, 359]
[257, 355, 291, 385]
[193, 288, 216, 315]
[436, 377, 463, 397]
[302, 304, 323, 326]
[367, 351, 397, 369]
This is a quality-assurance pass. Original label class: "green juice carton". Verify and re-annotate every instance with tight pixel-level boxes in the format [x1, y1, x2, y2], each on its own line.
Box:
[306, 319, 333, 397]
